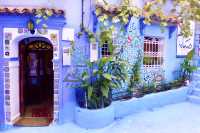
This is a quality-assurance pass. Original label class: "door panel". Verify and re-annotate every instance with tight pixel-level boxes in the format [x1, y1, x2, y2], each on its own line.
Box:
[19, 39, 54, 118]
[19, 42, 26, 115]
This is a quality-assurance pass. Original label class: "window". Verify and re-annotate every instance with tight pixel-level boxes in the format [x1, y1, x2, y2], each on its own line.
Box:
[101, 43, 111, 57]
[143, 36, 164, 68]
[101, 30, 117, 58]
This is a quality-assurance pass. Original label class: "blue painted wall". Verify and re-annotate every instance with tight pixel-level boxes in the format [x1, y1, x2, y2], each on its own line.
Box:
[0, 0, 189, 125]
[60, 35, 90, 123]
[0, 14, 67, 125]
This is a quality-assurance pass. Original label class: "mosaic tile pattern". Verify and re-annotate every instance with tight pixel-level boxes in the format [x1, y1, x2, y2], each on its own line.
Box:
[113, 17, 143, 93]
[4, 32, 12, 57]
[53, 62, 60, 122]
[142, 68, 165, 84]
[3, 61, 11, 123]
[112, 17, 165, 95]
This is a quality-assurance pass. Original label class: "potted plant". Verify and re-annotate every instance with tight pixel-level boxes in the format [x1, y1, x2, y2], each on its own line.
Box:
[75, 57, 128, 128]
[181, 49, 197, 83]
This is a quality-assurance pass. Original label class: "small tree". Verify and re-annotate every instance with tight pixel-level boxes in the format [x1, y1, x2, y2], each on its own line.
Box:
[181, 49, 197, 80]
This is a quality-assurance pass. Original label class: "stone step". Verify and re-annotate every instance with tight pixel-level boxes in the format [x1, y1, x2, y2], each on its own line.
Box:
[192, 89, 200, 96]
[188, 95, 200, 104]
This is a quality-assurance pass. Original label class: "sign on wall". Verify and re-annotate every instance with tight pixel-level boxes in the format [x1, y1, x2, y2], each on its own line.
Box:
[176, 21, 195, 57]
[63, 46, 71, 66]
[90, 43, 98, 62]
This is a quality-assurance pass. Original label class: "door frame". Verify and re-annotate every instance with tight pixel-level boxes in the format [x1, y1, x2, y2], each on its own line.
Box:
[3, 30, 61, 125]
[19, 39, 54, 117]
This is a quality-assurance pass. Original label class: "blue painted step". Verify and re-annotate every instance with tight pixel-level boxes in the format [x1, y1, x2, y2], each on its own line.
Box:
[188, 95, 200, 104]
[192, 73, 200, 80]
[194, 68, 200, 74]
[192, 89, 200, 97]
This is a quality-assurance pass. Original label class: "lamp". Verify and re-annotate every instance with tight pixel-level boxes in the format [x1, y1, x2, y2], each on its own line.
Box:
[28, 19, 35, 34]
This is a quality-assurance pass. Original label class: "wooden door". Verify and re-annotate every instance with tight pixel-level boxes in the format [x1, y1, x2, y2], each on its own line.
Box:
[19, 42, 26, 115]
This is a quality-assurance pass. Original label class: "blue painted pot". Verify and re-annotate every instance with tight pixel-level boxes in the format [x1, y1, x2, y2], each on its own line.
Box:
[75, 104, 115, 129]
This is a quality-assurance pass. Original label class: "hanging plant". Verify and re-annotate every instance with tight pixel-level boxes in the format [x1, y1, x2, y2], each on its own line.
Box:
[77, 27, 97, 44]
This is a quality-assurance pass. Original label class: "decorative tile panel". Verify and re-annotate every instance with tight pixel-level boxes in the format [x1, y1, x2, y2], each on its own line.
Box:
[112, 17, 143, 94]
[112, 17, 165, 96]
[53, 61, 60, 122]
[142, 68, 165, 84]
[3, 61, 11, 124]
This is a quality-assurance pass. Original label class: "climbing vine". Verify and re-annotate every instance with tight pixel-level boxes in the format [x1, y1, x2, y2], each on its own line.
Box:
[34, 8, 54, 33]
[95, 0, 200, 38]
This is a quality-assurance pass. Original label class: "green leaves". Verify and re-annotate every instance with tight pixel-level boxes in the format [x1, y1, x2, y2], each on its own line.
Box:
[81, 71, 89, 80]
[79, 55, 128, 109]
[103, 73, 112, 80]
[181, 49, 197, 80]
[87, 86, 93, 100]
[95, 8, 102, 16]
[186, 49, 195, 60]
[36, 19, 42, 24]
[95, 0, 200, 38]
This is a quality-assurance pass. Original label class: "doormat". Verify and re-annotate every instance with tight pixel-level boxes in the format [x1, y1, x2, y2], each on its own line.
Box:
[14, 117, 53, 127]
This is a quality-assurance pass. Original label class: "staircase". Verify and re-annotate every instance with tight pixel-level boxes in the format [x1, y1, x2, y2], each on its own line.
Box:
[188, 68, 200, 104]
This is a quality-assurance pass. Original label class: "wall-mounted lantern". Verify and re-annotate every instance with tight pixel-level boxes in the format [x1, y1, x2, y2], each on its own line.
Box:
[27, 20, 35, 34]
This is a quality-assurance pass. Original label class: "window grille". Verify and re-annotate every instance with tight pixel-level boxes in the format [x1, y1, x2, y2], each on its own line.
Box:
[143, 36, 164, 68]
[101, 43, 111, 57]
[101, 31, 117, 58]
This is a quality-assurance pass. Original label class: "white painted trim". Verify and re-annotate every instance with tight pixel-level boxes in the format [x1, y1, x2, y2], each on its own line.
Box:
[9, 61, 19, 67]
[11, 113, 20, 123]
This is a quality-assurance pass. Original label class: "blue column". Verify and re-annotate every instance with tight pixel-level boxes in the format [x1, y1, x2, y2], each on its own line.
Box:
[0, 26, 5, 126]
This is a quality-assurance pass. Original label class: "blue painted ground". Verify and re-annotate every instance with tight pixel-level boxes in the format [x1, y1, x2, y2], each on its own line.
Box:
[1, 102, 200, 133]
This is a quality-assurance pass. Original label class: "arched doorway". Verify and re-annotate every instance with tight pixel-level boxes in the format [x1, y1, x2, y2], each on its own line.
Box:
[16, 37, 54, 126]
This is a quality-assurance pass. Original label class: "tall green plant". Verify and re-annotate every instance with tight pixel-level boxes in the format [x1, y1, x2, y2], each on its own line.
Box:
[128, 51, 142, 93]
[80, 57, 128, 109]
[181, 49, 197, 80]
